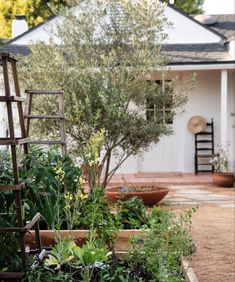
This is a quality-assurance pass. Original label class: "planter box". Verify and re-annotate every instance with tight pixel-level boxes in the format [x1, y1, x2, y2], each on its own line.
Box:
[25, 231, 198, 282]
[25, 229, 148, 251]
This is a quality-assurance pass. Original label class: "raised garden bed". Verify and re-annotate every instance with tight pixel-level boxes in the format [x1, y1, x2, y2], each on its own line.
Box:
[25, 229, 147, 251]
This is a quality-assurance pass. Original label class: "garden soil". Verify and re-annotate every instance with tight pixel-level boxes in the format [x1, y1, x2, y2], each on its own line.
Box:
[168, 186, 235, 282]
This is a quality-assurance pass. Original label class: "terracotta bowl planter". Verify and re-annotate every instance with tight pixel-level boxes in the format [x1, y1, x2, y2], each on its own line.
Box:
[106, 185, 169, 206]
[212, 172, 234, 188]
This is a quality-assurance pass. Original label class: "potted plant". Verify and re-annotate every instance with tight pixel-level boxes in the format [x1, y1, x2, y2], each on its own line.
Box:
[212, 143, 234, 187]
[106, 180, 169, 206]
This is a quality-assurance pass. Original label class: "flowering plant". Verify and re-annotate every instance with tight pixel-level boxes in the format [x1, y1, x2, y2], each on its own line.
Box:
[211, 143, 230, 173]
[80, 129, 105, 189]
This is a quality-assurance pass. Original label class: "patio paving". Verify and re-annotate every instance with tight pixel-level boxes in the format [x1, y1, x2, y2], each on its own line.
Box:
[110, 172, 215, 185]
[165, 185, 235, 208]
[165, 186, 234, 209]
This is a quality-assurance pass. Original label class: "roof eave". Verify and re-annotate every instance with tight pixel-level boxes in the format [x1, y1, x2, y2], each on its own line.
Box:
[167, 60, 235, 71]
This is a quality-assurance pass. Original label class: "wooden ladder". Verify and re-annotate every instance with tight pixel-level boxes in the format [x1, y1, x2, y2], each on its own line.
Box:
[0, 52, 42, 280]
[194, 118, 216, 174]
[24, 89, 67, 156]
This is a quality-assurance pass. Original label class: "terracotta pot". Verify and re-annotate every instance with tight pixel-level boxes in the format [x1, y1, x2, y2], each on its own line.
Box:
[25, 229, 148, 251]
[106, 185, 169, 206]
[212, 172, 234, 188]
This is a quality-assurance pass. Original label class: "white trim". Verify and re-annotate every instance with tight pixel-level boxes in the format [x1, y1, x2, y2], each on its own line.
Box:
[167, 63, 235, 71]
[220, 70, 228, 144]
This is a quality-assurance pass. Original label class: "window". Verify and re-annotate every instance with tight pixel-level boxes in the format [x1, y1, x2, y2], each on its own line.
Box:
[146, 80, 173, 124]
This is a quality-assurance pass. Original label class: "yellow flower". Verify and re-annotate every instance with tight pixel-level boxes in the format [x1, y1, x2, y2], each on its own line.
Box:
[64, 192, 73, 201]
[64, 204, 71, 210]
[54, 162, 65, 181]
[80, 193, 88, 201]
[78, 176, 86, 185]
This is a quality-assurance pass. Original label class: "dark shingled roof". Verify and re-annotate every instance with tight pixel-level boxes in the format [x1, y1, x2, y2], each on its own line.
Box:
[3, 45, 30, 56]
[211, 14, 235, 40]
[162, 43, 231, 63]
[2, 13, 235, 64]
[161, 15, 235, 63]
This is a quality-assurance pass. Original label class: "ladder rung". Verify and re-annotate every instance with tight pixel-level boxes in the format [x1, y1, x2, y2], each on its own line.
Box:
[25, 90, 64, 95]
[0, 213, 41, 233]
[196, 132, 212, 135]
[197, 170, 213, 172]
[28, 140, 66, 145]
[0, 52, 18, 62]
[24, 213, 41, 232]
[0, 96, 24, 102]
[0, 137, 29, 145]
[0, 182, 25, 191]
[198, 163, 212, 166]
[197, 154, 216, 158]
[0, 272, 23, 279]
[0, 227, 23, 233]
[196, 140, 212, 143]
[196, 148, 213, 151]
[24, 115, 64, 119]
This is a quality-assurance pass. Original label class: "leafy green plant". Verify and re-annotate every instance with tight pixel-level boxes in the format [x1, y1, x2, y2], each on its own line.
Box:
[0, 230, 22, 272]
[125, 206, 197, 282]
[99, 260, 136, 282]
[72, 232, 111, 282]
[24, 264, 73, 282]
[24, 145, 83, 229]
[78, 187, 120, 249]
[63, 188, 88, 230]
[0, 149, 13, 185]
[0, 145, 84, 230]
[27, 234, 111, 282]
[115, 197, 149, 229]
[0, 150, 23, 272]
[45, 236, 77, 270]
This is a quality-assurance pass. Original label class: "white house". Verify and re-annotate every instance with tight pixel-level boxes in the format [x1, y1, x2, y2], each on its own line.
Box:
[1, 3, 235, 174]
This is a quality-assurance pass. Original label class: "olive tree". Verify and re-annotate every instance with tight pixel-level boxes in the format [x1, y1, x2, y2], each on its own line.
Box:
[20, 0, 190, 188]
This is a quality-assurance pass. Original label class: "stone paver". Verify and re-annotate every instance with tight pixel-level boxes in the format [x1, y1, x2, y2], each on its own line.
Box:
[166, 185, 234, 208]
[175, 189, 212, 194]
[219, 203, 235, 208]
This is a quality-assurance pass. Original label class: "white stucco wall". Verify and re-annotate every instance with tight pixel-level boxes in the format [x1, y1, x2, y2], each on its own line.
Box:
[164, 6, 223, 44]
[182, 70, 221, 172]
[112, 69, 235, 174]
[179, 70, 233, 173]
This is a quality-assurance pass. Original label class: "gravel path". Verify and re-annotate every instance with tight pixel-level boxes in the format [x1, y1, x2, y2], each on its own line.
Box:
[166, 185, 235, 282]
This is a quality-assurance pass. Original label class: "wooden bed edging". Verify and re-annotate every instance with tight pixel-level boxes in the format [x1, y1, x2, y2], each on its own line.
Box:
[181, 258, 199, 282]
[25, 229, 148, 251]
